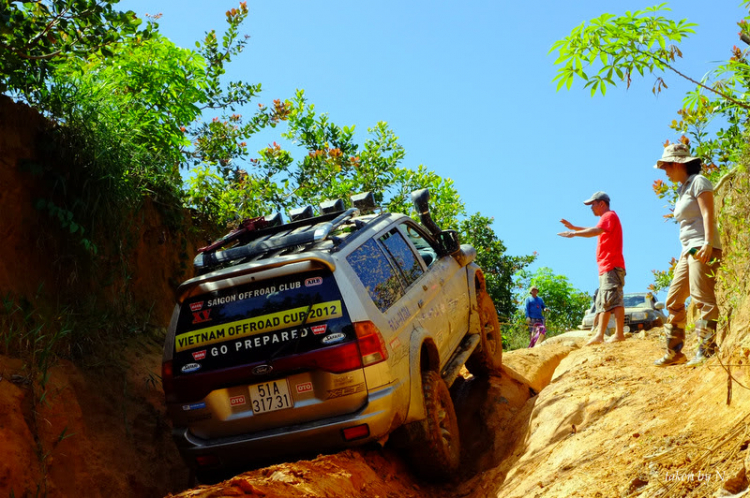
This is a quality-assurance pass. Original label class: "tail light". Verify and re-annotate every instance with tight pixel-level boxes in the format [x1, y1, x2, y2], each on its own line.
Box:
[354, 321, 388, 366]
[275, 342, 363, 373]
[162, 360, 175, 397]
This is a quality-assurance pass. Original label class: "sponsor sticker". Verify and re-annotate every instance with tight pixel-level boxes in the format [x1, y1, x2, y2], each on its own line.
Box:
[181, 363, 201, 373]
[182, 402, 207, 411]
[192, 350, 207, 361]
[192, 309, 211, 324]
[305, 277, 323, 287]
[296, 382, 313, 393]
[175, 300, 343, 352]
[311, 324, 328, 335]
[190, 301, 204, 312]
[230, 395, 246, 406]
[321, 332, 346, 345]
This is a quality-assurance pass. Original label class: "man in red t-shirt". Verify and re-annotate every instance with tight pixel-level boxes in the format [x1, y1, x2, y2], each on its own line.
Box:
[558, 191, 626, 345]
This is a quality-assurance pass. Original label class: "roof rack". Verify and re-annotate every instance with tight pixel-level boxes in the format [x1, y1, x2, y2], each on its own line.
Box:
[194, 207, 361, 273]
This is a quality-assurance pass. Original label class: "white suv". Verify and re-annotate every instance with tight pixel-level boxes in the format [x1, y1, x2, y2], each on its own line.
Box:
[161, 189, 503, 482]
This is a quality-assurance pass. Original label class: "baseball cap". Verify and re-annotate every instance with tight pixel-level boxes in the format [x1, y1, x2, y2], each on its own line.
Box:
[583, 191, 610, 205]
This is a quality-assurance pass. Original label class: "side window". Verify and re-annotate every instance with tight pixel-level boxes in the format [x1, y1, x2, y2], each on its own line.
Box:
[347, 238, 405, 312]
[401, 223, 438, 267]
[380, 229, 424, 285]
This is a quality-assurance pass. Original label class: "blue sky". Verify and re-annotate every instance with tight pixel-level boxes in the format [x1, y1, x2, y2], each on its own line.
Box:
[125, 0, 747, 300]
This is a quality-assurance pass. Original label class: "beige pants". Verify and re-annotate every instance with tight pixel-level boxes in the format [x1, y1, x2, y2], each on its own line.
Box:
[666, 250, 722, 328]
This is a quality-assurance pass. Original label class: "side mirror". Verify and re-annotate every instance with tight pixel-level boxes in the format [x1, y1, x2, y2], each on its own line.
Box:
[452, 244, 476, 267]
[654, 301, 665, 310]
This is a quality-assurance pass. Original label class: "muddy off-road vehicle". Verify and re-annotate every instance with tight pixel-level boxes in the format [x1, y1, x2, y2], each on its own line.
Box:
[161, 189, 503, 481]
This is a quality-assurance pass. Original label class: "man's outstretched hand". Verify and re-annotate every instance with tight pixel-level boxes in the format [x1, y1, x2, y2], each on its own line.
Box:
[560, 219, 575, 230]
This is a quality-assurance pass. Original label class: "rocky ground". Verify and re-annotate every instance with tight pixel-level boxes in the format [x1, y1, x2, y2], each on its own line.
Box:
[3, 327, 750, 498]
[165, 329, 750, 498]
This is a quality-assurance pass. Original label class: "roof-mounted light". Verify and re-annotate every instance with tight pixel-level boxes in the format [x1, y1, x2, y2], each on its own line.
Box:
[288, 205, 314, 222]
[319, 199, 346, 215]
[350, 192, 376, 214]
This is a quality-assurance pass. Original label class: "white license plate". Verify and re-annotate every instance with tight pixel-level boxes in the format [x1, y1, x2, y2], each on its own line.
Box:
[248, 379, 294, 414]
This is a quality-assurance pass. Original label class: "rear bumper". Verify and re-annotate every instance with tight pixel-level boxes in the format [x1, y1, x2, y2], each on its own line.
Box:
[172, 382, 400, 470]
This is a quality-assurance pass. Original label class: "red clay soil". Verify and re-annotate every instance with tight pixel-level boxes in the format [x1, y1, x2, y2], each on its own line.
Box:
[0, 336, 189, 498]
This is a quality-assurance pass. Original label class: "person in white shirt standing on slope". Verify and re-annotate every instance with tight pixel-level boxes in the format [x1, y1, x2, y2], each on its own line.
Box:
[652, 143, 723, 367]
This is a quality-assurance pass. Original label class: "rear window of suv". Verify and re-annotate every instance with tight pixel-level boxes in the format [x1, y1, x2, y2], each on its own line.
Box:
[173, 269, 351, 376]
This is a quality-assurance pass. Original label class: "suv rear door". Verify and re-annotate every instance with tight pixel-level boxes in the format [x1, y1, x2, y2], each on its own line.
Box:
[166, 263, 368, 438]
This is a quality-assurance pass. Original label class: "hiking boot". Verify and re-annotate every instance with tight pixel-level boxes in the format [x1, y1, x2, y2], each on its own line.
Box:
[654, 324, 687, 367]
[686, 320, 718, 367]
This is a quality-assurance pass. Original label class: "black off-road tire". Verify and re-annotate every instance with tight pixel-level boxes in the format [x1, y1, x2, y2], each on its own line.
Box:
[406, 370, 461, 480]
[466, 290, 503, 377]
[195, 468, 226, 485]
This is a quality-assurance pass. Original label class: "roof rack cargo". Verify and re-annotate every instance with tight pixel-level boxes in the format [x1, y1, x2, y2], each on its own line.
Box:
[194, 207, 361, 273]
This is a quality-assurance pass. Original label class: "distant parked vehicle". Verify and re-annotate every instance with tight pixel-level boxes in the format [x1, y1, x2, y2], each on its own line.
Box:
[580, 292, 666, 333]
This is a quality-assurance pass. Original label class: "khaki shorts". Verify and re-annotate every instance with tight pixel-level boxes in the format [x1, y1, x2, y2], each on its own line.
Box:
[596, 267, 626, 313]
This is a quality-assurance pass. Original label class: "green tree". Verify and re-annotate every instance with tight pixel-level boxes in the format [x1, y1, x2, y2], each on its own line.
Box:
[515, 267, 591, 338]
[458, 214, 535, 321]
[550, 5, 697, 97]
[550, 4, 750, 179]
[186, 89, 468, 229]
[1, 0, 148, 98]
[21, 3, 291, 250]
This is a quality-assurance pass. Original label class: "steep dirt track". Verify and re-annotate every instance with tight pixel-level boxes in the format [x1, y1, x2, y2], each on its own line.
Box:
[167, 330, 750, 498]
[164, 338, 580, 498]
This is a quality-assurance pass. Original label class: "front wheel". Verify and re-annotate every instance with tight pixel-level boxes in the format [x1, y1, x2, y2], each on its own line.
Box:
[405, 370, 461, 480]
[466, 291, 503, 376]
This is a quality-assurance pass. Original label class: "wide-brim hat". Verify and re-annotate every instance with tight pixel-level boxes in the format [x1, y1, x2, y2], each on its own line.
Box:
[655, 143, 700, 168]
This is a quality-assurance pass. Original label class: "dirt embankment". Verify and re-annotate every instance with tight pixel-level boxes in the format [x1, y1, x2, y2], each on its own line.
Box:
[0, 339, 188, 497]
[0, 95, 200, 497]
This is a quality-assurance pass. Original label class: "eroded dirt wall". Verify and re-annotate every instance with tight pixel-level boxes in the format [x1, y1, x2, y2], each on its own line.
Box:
[714, 168, 750, 363]
[0, 95, 199, 324]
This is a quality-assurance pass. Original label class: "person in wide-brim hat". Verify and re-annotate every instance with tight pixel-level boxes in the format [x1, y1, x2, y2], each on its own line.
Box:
[652, 143, 723, 367]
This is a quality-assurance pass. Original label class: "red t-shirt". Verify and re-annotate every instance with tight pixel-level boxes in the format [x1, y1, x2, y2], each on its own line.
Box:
[596, 210, 625, 274]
